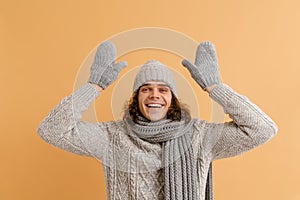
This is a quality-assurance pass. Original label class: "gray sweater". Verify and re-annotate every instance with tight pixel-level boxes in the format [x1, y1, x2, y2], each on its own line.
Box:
[37, 83, 277, 200]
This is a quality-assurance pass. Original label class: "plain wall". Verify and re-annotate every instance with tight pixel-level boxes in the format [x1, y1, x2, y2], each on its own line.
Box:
[1, 0, 299, 199]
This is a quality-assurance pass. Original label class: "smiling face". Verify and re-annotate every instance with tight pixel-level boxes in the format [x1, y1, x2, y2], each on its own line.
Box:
[138, 81, 172, 121]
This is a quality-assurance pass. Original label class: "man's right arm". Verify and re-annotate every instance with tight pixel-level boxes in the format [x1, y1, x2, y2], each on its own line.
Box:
[37, 83, 105, 157]
[37, 40, 127, 158]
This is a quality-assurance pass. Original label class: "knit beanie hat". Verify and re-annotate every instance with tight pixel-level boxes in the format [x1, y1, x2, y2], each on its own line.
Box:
[133, 60, 177, 96]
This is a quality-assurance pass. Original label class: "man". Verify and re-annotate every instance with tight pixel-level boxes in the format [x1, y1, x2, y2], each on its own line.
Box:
[37, 41, 278, 200]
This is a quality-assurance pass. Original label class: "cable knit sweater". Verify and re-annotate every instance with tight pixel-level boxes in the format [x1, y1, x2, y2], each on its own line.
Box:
[37, 83, 277, 200]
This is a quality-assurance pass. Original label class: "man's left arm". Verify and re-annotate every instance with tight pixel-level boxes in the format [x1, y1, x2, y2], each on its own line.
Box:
[206, 83, 278, 160]
[182, 41, 278, 160]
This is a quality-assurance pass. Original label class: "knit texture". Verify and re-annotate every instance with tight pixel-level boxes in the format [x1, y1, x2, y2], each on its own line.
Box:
[182, 41, 221, 90]
[125, 114, 198, 199]
[37, 83, 278, 200]
[88, 41, 127, 89]
[133, 60, 177, 96]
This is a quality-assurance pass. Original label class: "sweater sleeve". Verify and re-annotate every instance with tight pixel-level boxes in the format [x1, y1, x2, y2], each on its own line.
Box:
[37, 83, 109, 159]
[202, 84, 278, 160]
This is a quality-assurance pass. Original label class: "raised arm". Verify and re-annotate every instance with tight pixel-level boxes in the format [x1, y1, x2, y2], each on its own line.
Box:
[182, 41, 278, 160]
[37, 41, 127, 158]
[37, 83, 101, 156]
[208, 83, 277, 160]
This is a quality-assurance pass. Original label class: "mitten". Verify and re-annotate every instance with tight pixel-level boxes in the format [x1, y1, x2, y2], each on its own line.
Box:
[182, 41, 221, 90]
[88, 41, 127, 89]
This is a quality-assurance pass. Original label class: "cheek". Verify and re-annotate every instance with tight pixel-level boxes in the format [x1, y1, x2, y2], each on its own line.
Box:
[138, 101, 144, 113]
[165, 95, 173, 109]
[137, 94, 145, 111]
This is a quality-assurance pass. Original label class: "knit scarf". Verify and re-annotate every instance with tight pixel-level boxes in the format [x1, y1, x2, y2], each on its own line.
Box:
[125, 114, 199, 200]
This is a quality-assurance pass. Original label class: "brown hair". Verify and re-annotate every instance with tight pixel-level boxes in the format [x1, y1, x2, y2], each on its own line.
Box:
[125, 89, 191, 122]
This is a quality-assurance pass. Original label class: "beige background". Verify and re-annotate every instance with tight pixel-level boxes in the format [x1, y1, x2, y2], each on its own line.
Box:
[1, 0, 299, 199]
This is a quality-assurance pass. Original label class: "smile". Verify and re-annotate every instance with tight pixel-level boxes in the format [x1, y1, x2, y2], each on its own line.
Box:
[146, 103, 164, 108]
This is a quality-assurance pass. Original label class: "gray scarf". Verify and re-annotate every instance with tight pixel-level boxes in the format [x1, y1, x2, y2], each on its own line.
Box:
[125, 114, 201, 199]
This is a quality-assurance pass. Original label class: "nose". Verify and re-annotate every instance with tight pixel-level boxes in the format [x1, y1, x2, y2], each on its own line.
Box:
[149, 88, 159, 99]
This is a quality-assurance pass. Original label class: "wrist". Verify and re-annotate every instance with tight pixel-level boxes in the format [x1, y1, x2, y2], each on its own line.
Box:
[205, 84, 217, 94]
[91, 83, 103, 92]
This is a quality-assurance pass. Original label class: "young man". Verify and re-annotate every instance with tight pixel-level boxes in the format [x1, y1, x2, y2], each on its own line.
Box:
[37, 41, 278, 200]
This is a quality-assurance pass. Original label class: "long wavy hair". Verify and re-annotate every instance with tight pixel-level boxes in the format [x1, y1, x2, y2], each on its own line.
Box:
[124, 88, 191, 123]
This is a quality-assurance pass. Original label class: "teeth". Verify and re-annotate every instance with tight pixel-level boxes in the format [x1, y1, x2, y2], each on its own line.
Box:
[147, 104, 162, 108]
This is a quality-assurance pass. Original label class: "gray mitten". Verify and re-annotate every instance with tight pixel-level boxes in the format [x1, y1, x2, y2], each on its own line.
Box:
[88, 41, 127, 89]
[182, 41, 221, 90]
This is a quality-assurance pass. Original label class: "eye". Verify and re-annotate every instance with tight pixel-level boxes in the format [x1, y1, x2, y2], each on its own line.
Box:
[140, 87, 150, 92]
[159, 87, 170, 93]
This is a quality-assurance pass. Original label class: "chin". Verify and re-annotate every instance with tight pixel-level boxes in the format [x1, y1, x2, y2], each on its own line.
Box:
[147, 114, 166, 122]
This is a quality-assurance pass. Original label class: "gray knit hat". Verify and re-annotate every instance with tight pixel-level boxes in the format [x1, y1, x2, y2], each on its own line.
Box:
[133, 60, 177, 96]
